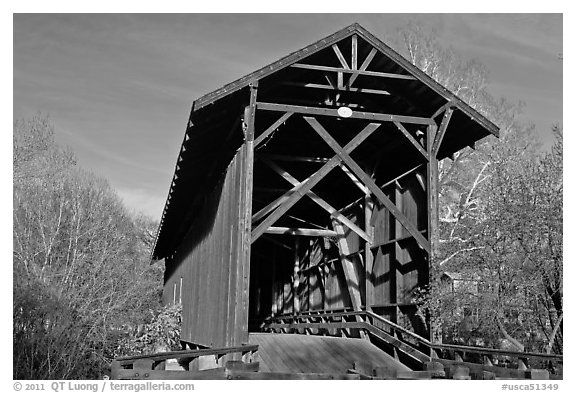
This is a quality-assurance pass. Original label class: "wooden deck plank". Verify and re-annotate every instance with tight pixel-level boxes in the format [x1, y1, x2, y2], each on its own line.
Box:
[249, 332, 409, 375]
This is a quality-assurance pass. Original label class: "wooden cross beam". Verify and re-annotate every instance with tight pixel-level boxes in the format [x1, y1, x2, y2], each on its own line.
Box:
[257, 102, 435, 125]
[261, 158, 371, 242]
[254, 112, 294, 147]
[279, 82, 391, 96]
[290, 63, 417, 80]
[304, 116, 431, 253]
[251, 122, 381, 243]
[348, 48, 377, 87]
[351, 34, 358, 70]
[332, 44, 350, 69]
[332, 219, 363, 311]
[393, 121, 429, 160]
[332, 219, 369, 340]
[339, 163, 370, 195]
[265, 227, 337, 237]
[432, 107, 454, 156]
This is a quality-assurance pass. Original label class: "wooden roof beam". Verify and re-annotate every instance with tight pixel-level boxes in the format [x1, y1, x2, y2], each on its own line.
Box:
[432, 107, 454, 156]
[265, 227, 337, 237]
[332, 44, 350, 69]
[256, 102, 435, 125]
[348, 47, 377, 87]
[279, 81, 391, 96]
[291, 63, 417, 80]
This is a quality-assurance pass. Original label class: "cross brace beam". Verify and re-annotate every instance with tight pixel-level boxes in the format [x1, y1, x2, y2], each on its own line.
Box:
[261, 158, 371, 242]
[304, 116, 431, 253]
[251, 122, 381, 243]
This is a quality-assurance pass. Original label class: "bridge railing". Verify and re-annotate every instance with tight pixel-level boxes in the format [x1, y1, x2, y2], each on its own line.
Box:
[111, 344, 259, 380]
[262, 309, 563, 377]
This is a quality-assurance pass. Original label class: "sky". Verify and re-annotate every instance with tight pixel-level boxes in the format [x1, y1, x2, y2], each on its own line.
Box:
[13, 13, 563, 221]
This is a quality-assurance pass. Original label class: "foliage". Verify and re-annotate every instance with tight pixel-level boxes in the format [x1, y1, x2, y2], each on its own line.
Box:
[13, 115, 164, 379]
[115, 304, 182, 357]
[395, 25, 562, 354]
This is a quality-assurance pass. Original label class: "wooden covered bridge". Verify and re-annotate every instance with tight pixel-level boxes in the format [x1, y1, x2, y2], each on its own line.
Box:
[113, 24, 562, 380]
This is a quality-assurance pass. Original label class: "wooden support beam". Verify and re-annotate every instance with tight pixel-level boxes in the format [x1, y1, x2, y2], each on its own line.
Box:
[351, 35, 358, 70]
[262, 235, 293, 251]
[415, 171, 426, 192]
[364, 195, 375, 310]
[291, 63, 417, 80]
[339, 163, 370, 195]
[394, 183, 403, 323]
[339, 164, 425, 214]
[432, 107, 454, 155]
[233, 83, 258, 350]
[254, 111, 293, 147]
[393, 121, 429, 160]
[431, 101, 453, 119]
[332, 220, 369, 340]
[259, 153, 330, 163]
[427, 123, 440, 343]
[251, 122, 381, 243]
[281, 82, 390, 95]
[349, 48, 377, 87]
[293, 237, 300, 314]
[332, 44, 350, 69]
[305, 117, 431, 253]
[257, 102, 435, 125]
[265, 227, 337, 237]
[261, 158, 370, 242]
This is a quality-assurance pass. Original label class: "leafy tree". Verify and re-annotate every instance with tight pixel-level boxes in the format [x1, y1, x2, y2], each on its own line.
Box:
[13, 115, 164, 379]
[394, 25, 562, 355]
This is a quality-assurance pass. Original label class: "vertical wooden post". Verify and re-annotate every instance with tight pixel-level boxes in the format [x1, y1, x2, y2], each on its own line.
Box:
[233, 82, 258, 352]
[426, 123, 441, 344]
[364, 195, 374, 311]
[394, 183, 403, 326]
[293, 237, 301, 314]
[271, 248, 277, 316]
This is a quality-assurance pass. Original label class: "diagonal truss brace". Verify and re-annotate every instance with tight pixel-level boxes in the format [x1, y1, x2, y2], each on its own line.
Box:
[251, 122, 381, 243]
[261, 158, 371, 242]
[304, 116, 431, 253]
[432, 107, 454, 156]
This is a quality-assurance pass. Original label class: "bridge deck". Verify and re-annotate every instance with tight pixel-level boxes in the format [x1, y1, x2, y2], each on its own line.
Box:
[248, 332, 410, 374]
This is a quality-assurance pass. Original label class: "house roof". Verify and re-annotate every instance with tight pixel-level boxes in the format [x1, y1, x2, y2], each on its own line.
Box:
[151, 23, 500, 261]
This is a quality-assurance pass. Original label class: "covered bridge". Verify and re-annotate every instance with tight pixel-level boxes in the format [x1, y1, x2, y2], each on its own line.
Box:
[151, 23, 499, 354]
